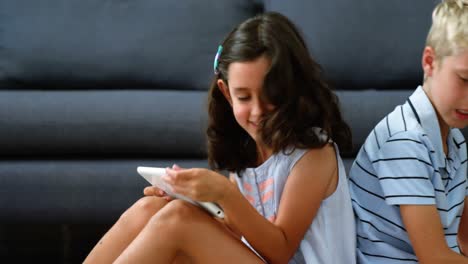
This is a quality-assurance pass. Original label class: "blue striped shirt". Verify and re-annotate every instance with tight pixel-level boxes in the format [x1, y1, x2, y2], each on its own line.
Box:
[349, 86, 468, 263]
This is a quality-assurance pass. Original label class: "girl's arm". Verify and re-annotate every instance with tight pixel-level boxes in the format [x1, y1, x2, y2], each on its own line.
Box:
[218, 144, 338, 264]
[401, 204, 468, 263]
[458, 198, 468, 255]
[216, 173, 244, 239]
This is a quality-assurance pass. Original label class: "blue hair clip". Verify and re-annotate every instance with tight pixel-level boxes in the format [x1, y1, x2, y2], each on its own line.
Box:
[213, 45, 223, 75]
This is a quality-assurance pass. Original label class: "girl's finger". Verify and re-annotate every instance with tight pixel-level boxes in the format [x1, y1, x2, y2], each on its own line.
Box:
[164, 168, 186, 184]
[163, 195, 174, 201]
[162, 174, 174, 185]
[143, 186, 155, 196]
[144, 186, 166, 197]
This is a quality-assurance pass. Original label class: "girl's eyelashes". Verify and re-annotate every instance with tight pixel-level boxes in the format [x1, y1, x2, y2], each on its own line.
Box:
[458, 75, 468, 82]
[237, 96, 251, 101]
[234, 92, 251, 101]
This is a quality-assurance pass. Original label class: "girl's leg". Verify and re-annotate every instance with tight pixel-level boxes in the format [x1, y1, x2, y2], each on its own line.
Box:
[114, 200, 264, 264]
[84, 196, 168, 264]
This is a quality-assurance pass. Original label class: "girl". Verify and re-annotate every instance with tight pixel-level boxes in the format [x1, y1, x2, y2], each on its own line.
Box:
[84, 12, 356, 264]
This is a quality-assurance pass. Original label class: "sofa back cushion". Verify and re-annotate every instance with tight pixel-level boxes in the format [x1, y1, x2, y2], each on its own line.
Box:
[0, 0, 260, 90]
[265, 0, 440, 90]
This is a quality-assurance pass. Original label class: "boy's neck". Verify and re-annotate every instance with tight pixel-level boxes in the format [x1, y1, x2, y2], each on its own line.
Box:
[422, 83, 450, 155]
[435, 108, 450, 156]
[441, 126, 449, 156]
[433, 112, 450, 155]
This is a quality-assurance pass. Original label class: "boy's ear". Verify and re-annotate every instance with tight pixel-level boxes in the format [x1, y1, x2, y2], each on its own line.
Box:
[217, 79, 232, 106]
[422, 46, 436, 77]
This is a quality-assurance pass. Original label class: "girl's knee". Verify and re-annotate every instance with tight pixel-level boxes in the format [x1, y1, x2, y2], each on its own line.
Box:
[118, 196, 168, 228]
[148, 200, 200, 229]
[133, 196, 168, 216]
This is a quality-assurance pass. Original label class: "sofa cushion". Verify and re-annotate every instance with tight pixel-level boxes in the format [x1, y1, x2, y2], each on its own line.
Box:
[0, 0, 260, 90]
[0, 90, 208, 157]
[337, 89, 411, 155]
[0, 159, 208, 222]
[265, 0, 439, 90]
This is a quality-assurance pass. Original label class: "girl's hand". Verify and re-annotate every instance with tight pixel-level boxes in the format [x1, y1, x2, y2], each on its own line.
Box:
[142, 164, 183, 201]
[163, 167, 230, 203]
[143, 186, 172, 201]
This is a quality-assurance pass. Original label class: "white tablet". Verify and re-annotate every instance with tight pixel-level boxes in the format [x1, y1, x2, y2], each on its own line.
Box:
[137, 166, 224, 219]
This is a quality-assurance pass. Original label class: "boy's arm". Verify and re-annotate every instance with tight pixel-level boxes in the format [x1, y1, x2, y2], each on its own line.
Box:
[401, 204, 468, 263]
[458, 197, 468, 255]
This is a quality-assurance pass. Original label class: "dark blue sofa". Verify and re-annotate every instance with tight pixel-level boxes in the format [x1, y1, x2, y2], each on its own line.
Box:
[1, 0, 461, 263]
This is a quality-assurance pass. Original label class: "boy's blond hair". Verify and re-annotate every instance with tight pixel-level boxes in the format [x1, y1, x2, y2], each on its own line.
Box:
[426, 0, 468, 59]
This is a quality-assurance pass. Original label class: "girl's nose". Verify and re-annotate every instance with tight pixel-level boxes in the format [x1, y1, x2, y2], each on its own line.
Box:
[251, 101, 264, 117]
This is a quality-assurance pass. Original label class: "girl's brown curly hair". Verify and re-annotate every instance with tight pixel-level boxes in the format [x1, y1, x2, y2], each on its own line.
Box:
[207, 12, 352, 172]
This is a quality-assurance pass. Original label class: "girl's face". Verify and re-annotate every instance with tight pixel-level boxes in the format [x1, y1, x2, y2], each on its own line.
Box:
[217, 55, 275, 144]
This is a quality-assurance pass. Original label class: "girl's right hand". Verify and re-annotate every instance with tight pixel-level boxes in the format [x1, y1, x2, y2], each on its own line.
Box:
[143, 186, 171, 199]
[142, 164, 183, 201]
[143, 186, 173, 201]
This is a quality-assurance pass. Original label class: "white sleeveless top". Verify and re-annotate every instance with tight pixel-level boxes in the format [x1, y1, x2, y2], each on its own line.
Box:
[234, 144, 356, 264]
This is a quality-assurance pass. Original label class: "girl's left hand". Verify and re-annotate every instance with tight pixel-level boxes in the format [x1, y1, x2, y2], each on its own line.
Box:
[163, 167, 230, 203]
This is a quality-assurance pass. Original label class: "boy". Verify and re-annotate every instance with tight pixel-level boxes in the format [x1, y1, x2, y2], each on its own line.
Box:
[349, 0, 468, 263]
